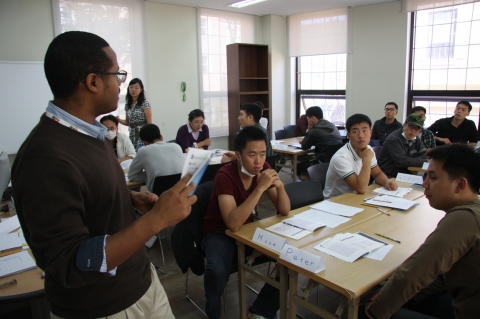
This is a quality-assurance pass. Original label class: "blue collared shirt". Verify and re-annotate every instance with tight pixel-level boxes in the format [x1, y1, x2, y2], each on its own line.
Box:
[46, 102, 115, 275]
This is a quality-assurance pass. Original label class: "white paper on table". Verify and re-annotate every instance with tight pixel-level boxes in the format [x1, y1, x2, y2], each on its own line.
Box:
[280, 244, 325, 273]
[295, 209, 351, 228]
[0, 215, 21, 235]
[365, 194, 419, 211]
[373, 187, 412, 198]
[314, 237, 368, 263]
[0, 250, 37, 277]
[266, 223, 312, 240]
[252, 228, 289, 253]
[396, 173, 423, 185]
[0, 233, 22, 251]
[282, 217, 325, 232]
[364, 244, 394, 261]
[310, 201, 364, 217]
[270, 140, 284, 145]
[120, 159, 132, 170]
[273, 144, 289, 150]
[422, 162, 429, 170]
[289, 143, 302, 148]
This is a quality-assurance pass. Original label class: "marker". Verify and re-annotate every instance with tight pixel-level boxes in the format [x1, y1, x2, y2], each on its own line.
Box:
[377, 208, 391, 216]
[0, 279, 17, 289]
[375, 233, 401, 244]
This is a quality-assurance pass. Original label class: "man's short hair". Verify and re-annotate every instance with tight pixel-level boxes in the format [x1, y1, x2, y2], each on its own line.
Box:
[426, 144, 480, 194]
[234, 126, 267, 153]
[99, 115, 118, 126]
[44, 31, 112, 99]
[410, 106, 427, 114]
[305, 106, 323, 120]
[385, 102, 399, 110]
[457, 100, 473, 112]
[188, 109, 205, 121]
[139, 124, 161, 143]
[346, 114, 372, 132]
[255, 101, 265, 111]
[240, 103, 262, 123]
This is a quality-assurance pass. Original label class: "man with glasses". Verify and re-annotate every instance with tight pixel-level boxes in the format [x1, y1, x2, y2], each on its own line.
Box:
[427, 101, 478, 147]
[12, 31, 195, 319]
[378, 114, 428, 178]
[410, 106, 436, 150]
[371, 102, 403, 145]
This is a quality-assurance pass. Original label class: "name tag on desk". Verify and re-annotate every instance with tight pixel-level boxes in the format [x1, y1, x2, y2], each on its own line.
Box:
[252, 228, 288, 253]
[280, 244, 325, 273]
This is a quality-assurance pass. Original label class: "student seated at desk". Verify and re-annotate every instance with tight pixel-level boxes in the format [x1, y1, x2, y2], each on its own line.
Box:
[202, 126, 290, 319]
[323, 114, 397, 199]
[366, 144, 480, 319]
[175, 109, 212, 152]
[371, 102, 403, 145]
[128, 124, 183, 191]
[378, 114, 428, 178]
[100, 115, 136, 163]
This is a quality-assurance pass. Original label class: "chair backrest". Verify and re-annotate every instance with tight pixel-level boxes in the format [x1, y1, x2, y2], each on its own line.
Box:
[323, 144, 344, 163]
[369, 139, 381, 147]
[151, 173, 182, 196]
[274, 129, 295, 140]
[166, 140, 177, 144]
[199, 163, 226, 185]
[265, 155, 276, 169]
[171, 181, 214, 274]
[283, 125, 296, 131]
[372, 146, 382, 160]
[284, 180, 324, 210]
[307, 163, 329, 191]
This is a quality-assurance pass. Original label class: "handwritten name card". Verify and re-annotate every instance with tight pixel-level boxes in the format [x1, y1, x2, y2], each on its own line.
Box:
[252, 228, 288, 253]
[280, 244, 325, 273]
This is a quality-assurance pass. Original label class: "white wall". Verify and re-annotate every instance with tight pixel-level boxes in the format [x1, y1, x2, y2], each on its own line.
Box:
[347, 1, 409, 122]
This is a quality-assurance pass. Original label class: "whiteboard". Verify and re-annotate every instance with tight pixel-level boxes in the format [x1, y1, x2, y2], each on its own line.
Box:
[0, 61, 52, 154]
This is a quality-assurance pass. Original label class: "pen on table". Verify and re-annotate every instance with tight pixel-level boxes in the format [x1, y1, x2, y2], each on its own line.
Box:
[41, 271, 45, 279]
[375, 233, 401, 244]
[372, 199, 393, 203]
[377, 208, 391, 216]
[0, 278, 17, 289]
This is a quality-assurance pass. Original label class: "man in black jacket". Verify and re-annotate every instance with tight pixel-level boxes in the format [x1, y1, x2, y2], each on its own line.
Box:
[371, 102, 403, 145]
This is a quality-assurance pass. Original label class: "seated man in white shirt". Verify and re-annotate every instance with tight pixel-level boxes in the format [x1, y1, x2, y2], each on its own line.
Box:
[100, 115, 136, 163]
[128, 124, 184, 192]
[323, 114, 397, 199]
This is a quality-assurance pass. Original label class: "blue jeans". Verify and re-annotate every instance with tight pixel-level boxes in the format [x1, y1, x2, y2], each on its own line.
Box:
[203, 231, 279, 319]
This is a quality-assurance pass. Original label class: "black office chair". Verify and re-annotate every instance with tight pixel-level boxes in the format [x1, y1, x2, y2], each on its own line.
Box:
[284, 124, 296, 131]
[274, 129, 295, 140]
[323, 144, 344, 163]
[199, 162, 226, 185]
[151, 173, 182, 196]
[166, 139, 177, 144]
[307, 163, 329, 191]
[284, 180, 324, 210]
[372, 145, 382, 160]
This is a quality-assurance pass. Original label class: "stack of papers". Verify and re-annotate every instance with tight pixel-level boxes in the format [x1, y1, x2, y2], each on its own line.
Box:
[365, 194, 419, 211]
[295, 209, 351, 228]
[310, 201, 364, 217]
[0, 251, 37, 277]
[0, 233, 22, 253]
[314, 232, 391, 262]
[266, 218, 325, 240]
[0, 215, 21, 235]
[373, 187, 412, 198]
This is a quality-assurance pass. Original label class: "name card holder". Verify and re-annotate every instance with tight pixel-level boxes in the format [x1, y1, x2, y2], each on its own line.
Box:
[280, 244, 325, 273]
[252, 228, 288, 253]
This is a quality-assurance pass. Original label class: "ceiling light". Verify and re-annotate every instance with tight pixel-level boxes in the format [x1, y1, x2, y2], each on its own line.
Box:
[229, 0, 268, 9]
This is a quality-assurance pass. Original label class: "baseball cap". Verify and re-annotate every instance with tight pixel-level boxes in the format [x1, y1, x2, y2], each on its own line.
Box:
[406, 114, 424, 128]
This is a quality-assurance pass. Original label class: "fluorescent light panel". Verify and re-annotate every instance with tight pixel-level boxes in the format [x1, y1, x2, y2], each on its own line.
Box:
[229, 0, 268, 8]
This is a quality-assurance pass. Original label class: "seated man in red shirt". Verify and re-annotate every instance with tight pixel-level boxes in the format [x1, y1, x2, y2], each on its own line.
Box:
[202, 126, 290, 319]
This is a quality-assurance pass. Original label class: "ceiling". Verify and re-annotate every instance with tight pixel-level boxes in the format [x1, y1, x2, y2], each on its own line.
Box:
[147, 0, 396, 17]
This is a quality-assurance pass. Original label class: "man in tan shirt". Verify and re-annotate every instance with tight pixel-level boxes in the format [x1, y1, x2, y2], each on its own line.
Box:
[366, 144, 480, 319]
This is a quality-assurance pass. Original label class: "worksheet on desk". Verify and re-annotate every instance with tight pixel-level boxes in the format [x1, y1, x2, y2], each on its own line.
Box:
[295, 209, 351, 228]
[310, 201, 364, 217]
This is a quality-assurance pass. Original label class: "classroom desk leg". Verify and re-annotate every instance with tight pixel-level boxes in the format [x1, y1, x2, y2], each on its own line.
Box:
[347, 297, 360, 319]
[292, 154, 298, 181]
[279, 264, 288, 319]
[237, 241, 247, 319]
[287, 269, 298, 319]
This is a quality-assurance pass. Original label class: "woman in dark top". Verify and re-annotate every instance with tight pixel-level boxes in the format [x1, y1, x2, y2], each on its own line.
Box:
[117, 78, 152, 150]
[175, 109, 212, 152]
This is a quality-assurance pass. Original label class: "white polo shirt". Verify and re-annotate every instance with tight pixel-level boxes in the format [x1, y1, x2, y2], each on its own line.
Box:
[323, 143, 378, 199]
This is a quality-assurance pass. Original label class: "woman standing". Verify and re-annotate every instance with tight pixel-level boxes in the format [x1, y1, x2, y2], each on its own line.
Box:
[117, 78, 152, 150]
[175, 109, 212, 152]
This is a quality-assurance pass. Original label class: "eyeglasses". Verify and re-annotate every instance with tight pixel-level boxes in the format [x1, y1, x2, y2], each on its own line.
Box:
[384, 108, 396, 112]
[96, 70, 128, 83]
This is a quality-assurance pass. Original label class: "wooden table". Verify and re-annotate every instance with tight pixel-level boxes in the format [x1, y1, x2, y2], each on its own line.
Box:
[272, 137, 309, 181]
[226, 181, 423, 319]
[279, 196, 443, 319]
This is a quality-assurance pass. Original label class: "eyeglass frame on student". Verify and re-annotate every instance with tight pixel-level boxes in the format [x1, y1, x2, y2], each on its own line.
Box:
[384, 107, 397, 112]
[95, 70, 128, 83]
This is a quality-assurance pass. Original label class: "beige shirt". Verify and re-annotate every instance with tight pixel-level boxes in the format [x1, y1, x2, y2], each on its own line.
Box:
[370, 199, 480, 318]
[116, 133, 136, 160]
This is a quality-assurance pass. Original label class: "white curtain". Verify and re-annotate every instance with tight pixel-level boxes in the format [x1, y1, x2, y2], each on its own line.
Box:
[51, 0, 147, 128]
[197, 8, 258, 137]
[402, 0, 478, 12]
[287, 7, 352, 57]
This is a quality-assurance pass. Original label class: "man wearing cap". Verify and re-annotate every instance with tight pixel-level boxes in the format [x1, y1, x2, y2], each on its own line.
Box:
[378, 114, 428, 178]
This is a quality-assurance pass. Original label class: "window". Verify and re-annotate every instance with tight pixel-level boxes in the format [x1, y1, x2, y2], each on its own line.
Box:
[197, 8, 256, 136]
[408, 2, 480, 129]
[296, 54, 347, 126]
[52, 0, 146, 133]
